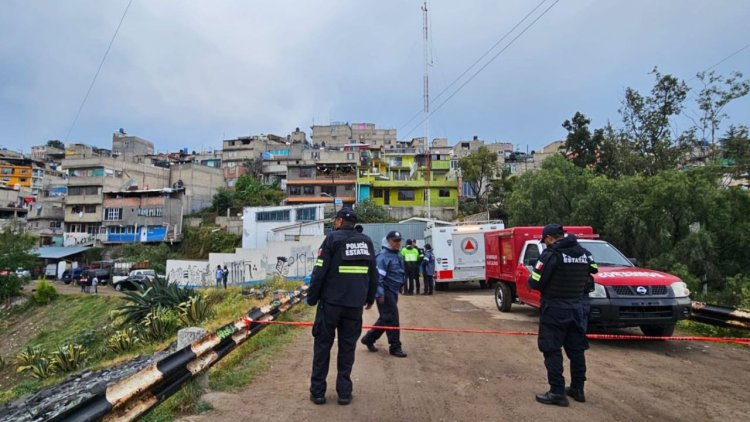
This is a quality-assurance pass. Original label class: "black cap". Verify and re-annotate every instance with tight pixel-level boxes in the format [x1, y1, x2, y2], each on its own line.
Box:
[386, 230, 402, 241]
[406, 239, 413, 245]
[335, 207, 358, 222]
[424, 243, 432, 250]
[541, 224, 565, 241]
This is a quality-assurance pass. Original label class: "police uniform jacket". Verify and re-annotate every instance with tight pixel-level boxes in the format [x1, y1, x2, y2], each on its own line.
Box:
[527, 235, 598, 309]
[307, 226, 378, 308]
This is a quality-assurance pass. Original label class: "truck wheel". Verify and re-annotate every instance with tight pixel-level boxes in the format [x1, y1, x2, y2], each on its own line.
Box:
[494, 283, 512, 312]
[640, 324, 675, 337]
[479, 280, 488, 289]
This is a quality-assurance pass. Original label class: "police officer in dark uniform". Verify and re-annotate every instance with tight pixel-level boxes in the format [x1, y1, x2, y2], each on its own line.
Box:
[528, 224, 598, 406]
[307, 207, 378, 406]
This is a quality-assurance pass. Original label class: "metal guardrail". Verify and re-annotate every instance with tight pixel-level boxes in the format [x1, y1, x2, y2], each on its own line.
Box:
[690, 302, 750, 330]
[51, 285, 308, 422]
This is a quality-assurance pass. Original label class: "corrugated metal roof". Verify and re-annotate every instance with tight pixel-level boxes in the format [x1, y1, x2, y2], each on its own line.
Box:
[33, 246, 90, 259]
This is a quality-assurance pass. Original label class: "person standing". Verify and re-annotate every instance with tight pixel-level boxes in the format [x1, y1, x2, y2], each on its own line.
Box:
[92, 275, 99, 294]
[215, 265, 223, 288]
[307, 207, 377, 406]
[400, 239, 420, 295]
[222, 265, 229, 289]
[528, 224, 598, 406]
[360, 230, 408, 358]
[79, 273, 87, 293]
[422, 244, 436, 295]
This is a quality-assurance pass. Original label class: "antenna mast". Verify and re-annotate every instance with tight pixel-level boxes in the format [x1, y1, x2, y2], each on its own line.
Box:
[422, 1, 431, 219]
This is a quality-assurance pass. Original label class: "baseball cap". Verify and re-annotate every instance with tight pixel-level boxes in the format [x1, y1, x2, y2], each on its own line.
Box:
[540, 223, 565, 241]
[335, 207, 358, 222]
[386, 230, 402, 241]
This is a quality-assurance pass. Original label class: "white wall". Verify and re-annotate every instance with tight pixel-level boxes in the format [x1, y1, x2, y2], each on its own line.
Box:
[241, 204, 325, 249]
[166, 235, 325, 288]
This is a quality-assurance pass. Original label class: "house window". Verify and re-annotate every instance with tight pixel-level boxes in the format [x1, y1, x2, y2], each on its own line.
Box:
[296, 207, 317, 221]
[343, 184, 353, 191]
[138, 207, 164, 217]
[289, 186, 301, 195]
[19, 178, 27, 183]
[69, 186, 99, 195]
[49, 221, 62, 228]
[299, 167, 313, 178]
[303, 186, 315, 195]
[321, 185, 336, 196]
[347, 153, 355, 160]
[389, 157, 403, 167]
[393, 171, 408, 181]
[256, 210, 290, 222]
[398, 189, 415, 201]
[104, 208, 123, 221]
[373, 189, 383, 198]
[84, 205, 97, 213]
[439, 189, 450, 198]
[1, 168, 12, 175]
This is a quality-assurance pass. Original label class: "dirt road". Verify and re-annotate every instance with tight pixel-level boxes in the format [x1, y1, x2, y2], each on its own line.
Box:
[23, 279, 124, 297]
[184, 286, 750, 422]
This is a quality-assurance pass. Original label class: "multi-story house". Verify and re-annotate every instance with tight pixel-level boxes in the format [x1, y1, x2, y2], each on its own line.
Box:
[357, 146, 459, 220]
[168, 163, 225, 214]
[26, 180, 66, 246]
[0, 185, 30, 231]
[101, 188, 184, 244]
[112, 130, 155, 157]
[222, 134, 288, 187]
[61, 156, 171, 246]
[284, 148, 362, 209]
[311, 122, 397, 148]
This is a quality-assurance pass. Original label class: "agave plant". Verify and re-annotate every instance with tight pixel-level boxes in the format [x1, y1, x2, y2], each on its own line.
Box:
[117, 278, 197, 328]
[106, 328, 141, 353]
[30, 357, 53, 379]
[141, 307, 181, 342]
[50, 344, 88, 374]
[178, 295, 214, 325]
[16, 346, 47, 374]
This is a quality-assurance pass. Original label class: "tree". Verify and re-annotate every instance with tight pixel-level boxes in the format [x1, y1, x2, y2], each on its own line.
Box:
[180, 226, 241, 260]
[719, 125, 750, 183]
[46, 140, 65, 150]
[0, 227, 38, 305]
[354, 199, 393, 223]
[619, 68, 691, 174]
[562, 112, 602, 168]
[459, 146, 499, 205]
[242, 158, 265, 181]
[211, 175, 285, 215]
[695, 71, 750, 146]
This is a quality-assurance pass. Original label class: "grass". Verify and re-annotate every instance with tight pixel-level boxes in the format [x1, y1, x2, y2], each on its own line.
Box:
[0, 278, 312, 420]
[677, 319, 750, 340]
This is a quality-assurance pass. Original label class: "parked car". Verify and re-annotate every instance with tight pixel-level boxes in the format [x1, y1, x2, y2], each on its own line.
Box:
[83, 268, 111, 285]
[113, 273, 148, 291]
[45, 263, 58, 279]
[61, 268, 84, 284]
[15, 268, 31, 278]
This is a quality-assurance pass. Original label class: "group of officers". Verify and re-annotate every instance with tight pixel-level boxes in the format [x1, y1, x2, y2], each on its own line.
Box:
[306, 208, 597, 407]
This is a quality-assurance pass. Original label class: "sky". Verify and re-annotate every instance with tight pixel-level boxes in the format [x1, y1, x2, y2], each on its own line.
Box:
[1, 0, 749, 154]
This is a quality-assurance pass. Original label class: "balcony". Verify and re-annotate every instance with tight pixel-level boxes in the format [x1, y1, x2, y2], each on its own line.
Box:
[65, 194, 103, 205]
[370, 179, 458, 188]
[429, 160, 452, 170]
[67, 175, 106, 186]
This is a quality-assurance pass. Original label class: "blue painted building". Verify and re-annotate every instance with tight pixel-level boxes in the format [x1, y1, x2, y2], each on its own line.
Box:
[101, 188, 184, 244]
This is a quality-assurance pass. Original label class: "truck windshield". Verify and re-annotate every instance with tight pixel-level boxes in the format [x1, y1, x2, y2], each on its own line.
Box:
[578, 241, 633, 267]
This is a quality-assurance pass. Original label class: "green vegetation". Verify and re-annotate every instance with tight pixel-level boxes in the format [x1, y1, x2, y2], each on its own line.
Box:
[33, 280, 58, 305]
[355, 199, 395, 223]
[180, 225, 241, 259]
[117, 278, 199, 327]
[0, 227, 38, 305]
[212, 174, 285, 215]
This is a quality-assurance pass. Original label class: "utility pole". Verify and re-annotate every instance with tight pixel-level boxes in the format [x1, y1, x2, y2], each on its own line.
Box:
[422, 1, 432, 219]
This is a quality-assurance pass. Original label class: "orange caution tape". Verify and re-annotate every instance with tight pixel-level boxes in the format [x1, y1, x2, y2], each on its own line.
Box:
[242, 319, 750, 346]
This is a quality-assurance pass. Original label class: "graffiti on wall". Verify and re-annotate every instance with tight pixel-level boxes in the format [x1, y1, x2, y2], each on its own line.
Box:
[166, 261, 212, 287]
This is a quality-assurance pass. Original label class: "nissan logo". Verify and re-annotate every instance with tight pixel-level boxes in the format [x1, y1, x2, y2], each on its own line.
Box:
[636, 286, 648, 295]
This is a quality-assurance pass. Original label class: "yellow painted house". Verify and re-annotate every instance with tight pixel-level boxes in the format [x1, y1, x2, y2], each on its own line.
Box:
[357, 148, 458, 220]
[0, 163, 33, 189]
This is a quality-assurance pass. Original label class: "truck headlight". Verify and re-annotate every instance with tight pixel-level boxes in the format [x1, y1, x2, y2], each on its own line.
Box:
[670, 281, 690, 298]
[588, 283, 607, 298]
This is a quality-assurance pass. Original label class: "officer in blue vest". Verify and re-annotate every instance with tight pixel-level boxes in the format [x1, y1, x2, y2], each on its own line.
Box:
[307, 207, 378, 406]
[528, 224, 598, 406]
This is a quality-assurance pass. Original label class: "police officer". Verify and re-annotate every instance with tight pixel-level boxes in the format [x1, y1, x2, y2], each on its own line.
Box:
[307, 207, 378, 406]
[528, 224, 598, 406]
[360, 230, 408, 358]
[401, 239, 420, 295]
[421, 243, 436, 295]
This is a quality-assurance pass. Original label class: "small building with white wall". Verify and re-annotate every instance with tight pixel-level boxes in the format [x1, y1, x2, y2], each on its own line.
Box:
[242, 204, 325, 249]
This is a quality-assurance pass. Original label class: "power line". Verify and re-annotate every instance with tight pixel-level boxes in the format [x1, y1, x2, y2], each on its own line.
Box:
[700, 42, 750, 75]
[398, 0, 549, 134]
[403, 0, 560, 139]
[64, 0, 134, 143]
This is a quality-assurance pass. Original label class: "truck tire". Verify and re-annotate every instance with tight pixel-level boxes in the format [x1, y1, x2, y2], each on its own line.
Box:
[479, 280, 488, 289]
[640, 324, 675, 337]
[494, 283, 512, 312]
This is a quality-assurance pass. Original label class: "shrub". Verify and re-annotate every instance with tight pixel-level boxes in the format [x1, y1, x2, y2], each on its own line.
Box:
[30, 357, 53, 379]
[33, 280, 59, 305]
[15, 346, 47, 374]
[50, 344, 88, 373]
[117, 278, 197, 327]
[106, 328, 141, 353]
[178, 295, 214, 325]
[141, 307, 181, 342]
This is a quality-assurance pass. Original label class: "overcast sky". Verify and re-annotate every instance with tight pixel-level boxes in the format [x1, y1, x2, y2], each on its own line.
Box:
[1, 0, 749, 154]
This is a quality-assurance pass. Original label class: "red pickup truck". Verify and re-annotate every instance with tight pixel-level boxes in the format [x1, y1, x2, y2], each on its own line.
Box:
[484, 226, 692, 337]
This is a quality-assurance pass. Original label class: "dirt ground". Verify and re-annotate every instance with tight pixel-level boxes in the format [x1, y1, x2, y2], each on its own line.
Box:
[23, 278, 124, 297]
[180, 285, 750, 422]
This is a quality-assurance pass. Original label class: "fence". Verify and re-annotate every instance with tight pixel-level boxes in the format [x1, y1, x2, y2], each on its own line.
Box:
[690, 302, 750, 330]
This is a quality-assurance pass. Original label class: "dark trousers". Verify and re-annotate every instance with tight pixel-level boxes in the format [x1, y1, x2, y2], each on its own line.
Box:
[537, 305, 589, 395]
[405, 264, 420, 294]
[222, 277, 228, 289]
[361, 290, 401, 352]
[424, 274, 434, 294]
[310, 302, 363, 398]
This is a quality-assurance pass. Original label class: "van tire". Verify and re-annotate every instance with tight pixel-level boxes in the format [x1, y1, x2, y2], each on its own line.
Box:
[640, 324, 675, 337]
[495, 282, 512, 312]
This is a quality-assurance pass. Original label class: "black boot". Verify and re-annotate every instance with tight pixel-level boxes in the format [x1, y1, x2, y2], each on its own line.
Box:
[535, 391, 569, 407]
[565, 386, 586, 403]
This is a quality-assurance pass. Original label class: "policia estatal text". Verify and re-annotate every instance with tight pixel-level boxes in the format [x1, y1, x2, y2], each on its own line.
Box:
[528, 224, 598, 406]
[307, 207, 378, 406]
